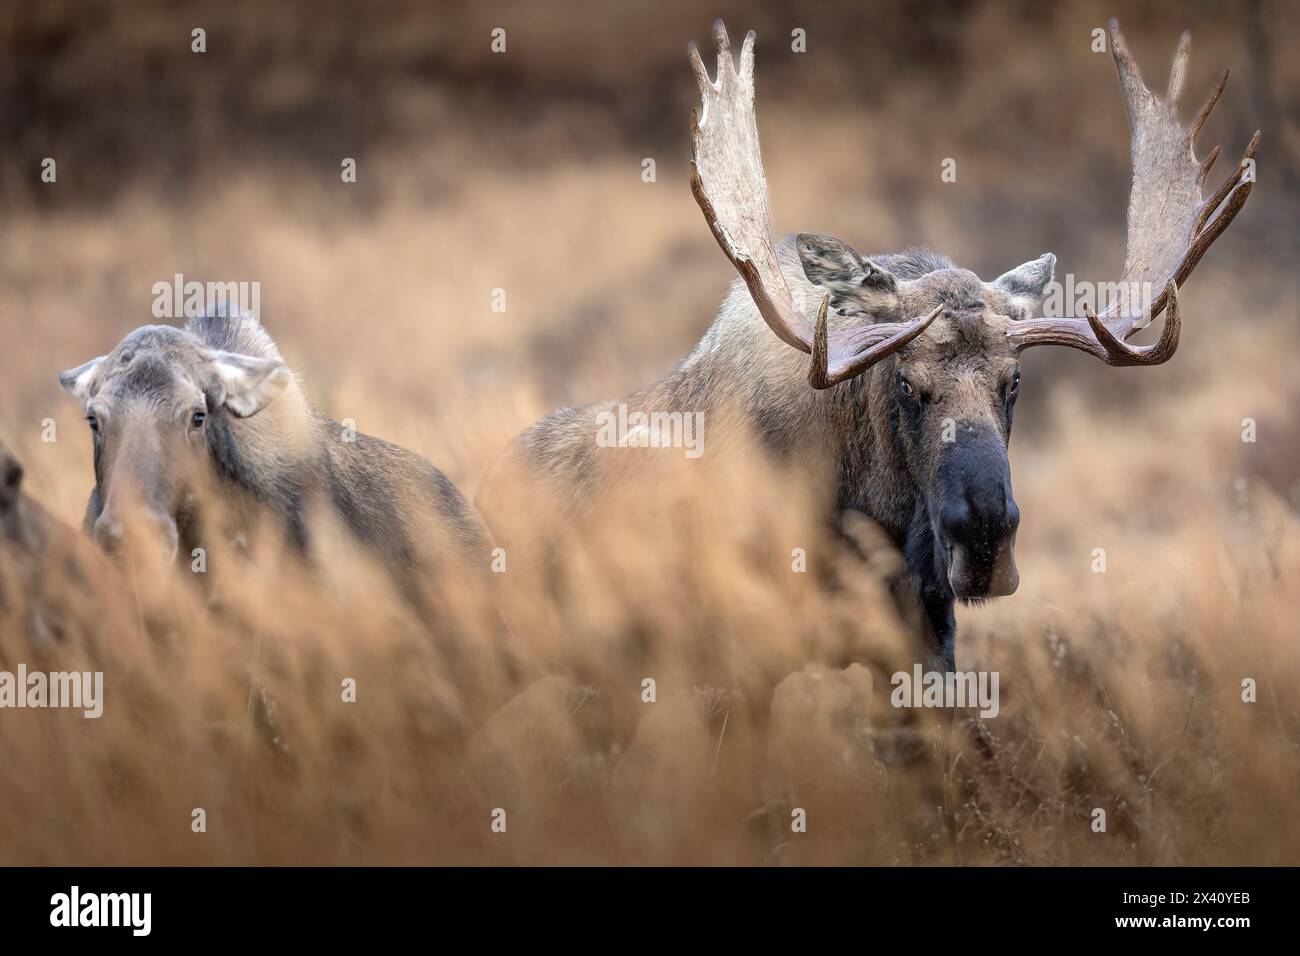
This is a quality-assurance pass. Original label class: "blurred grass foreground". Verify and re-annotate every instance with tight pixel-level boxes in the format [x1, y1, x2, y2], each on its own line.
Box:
[0, 0, 1297, 864]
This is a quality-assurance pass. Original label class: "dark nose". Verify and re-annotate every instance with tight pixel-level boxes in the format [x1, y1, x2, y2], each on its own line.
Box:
[939, 487, 1019, 542]
[94, 514, 125, 554]
[936, 428, 1019, 543]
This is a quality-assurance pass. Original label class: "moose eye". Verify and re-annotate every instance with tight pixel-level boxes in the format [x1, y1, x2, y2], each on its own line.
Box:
[1007, 372, 1021, 401]
[190, 409, 207, 429]
[86, 414, 99, 434]
[898, 375, 916, 397]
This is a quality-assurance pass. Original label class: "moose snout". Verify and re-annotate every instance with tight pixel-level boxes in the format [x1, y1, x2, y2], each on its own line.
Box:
[936, 430, 1020, 599]
[938, 487, 1020, 542]
[94, 509, 179, 561]
[93, 514, 124, 552]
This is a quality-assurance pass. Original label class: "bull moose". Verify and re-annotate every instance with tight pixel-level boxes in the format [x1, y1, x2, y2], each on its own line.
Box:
[58, 308, 492, 587]
[485, 19, 1258, 668]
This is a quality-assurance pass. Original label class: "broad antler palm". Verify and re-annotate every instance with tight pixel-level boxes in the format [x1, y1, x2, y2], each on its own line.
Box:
[688, 21, 941, 389]
[1006, 18, 1259, 365]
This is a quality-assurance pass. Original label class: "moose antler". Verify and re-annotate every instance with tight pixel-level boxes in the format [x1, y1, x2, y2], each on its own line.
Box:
[688, 21, 940, 389]
[1006, 18, 1259, 365]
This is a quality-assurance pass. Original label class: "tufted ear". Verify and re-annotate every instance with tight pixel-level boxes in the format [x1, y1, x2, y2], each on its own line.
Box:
[58, 356, 106, 404]
[796, 233, 898, 295]
[993, 253, 1056, 314]
[204, 350, 290, 418]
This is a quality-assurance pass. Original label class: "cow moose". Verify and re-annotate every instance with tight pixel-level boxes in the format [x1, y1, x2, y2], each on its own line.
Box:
[484, 20, 1258, 668]
[58, 308, 492, 588]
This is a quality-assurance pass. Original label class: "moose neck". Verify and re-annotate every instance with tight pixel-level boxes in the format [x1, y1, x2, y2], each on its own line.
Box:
[828, 367, 955, 663]
[674, 317, 955, 664]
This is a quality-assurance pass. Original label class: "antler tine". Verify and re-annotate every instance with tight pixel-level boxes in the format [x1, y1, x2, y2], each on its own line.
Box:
[1166, 30, 1190, 104]
[1007, 19, 1259, 367]
[1189, 68, 1228, 141]
[1080, 280, 1181, 366]
[737, 31, 755, 86]
[1196, 130, 1259, 234]
[1108, 17, 1149, 106]
[687, 38, 711, 99]
[810, 303, 942, 389]
[688, 20, 936, 388]
[1196, 144, 1222, 190]
[712, 19, 734, 80]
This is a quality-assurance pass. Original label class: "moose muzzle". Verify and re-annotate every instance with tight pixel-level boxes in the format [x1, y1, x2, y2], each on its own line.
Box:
[936, 430, 1020, 599]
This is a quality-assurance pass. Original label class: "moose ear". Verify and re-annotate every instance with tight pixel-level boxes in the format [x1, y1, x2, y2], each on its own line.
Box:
[993, 253, 1056, 314]
[58, 356, 106, 404]
[205, 351, 290, 418]
[796, 233, 896, 293]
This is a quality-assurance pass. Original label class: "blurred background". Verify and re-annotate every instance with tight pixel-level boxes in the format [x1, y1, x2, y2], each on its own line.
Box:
[2, 0, 1296, 508]
[0, 0, 1297, 865]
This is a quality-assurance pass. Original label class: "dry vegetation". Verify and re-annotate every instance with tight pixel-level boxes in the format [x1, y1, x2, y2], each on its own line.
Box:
[1, 0, 1297, 864]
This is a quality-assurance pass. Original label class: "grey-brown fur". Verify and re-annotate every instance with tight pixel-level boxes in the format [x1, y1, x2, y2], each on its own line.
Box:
[59, 310, 492, 582]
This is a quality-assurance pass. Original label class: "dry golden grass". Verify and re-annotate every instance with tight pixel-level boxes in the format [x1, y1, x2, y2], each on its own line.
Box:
[2, 303, 1296, 865]
[1, 0, 1297, 865]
